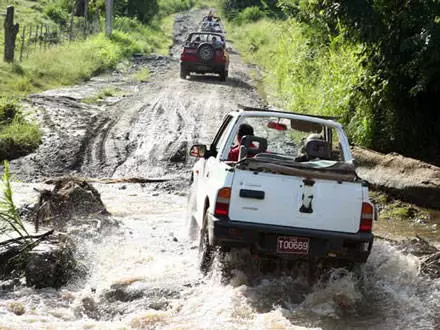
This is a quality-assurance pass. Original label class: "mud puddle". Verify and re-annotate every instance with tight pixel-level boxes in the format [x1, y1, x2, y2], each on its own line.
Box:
[1, 8, 440, 330]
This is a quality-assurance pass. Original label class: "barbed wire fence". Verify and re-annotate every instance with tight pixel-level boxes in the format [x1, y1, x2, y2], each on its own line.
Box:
[3, 6, 102, 63]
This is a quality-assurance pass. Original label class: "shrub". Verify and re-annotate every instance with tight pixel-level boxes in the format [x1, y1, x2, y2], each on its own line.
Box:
[44, 4, 70, 26]
[235, 6, 266, 25]
[0, 98, 19, 124]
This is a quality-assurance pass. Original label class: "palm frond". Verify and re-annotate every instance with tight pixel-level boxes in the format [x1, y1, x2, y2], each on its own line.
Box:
[0, 161, 29, 240]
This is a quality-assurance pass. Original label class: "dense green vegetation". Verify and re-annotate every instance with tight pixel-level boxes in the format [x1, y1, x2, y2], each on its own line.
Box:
[223, 0, 440, 165]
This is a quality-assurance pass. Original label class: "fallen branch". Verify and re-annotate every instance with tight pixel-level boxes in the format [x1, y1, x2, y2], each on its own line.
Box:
[0, 229, 54, 247]
[44, 176, 170, 185]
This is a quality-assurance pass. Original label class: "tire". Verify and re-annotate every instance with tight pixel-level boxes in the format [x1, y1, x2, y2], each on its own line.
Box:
[197, 43, 216, 61]
[199, 212, 214, 274]
[219, 70, 228, 81]
[180, 67, 187, 79]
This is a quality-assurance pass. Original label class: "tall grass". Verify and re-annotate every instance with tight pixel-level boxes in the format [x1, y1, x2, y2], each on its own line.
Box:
[0, 99, 41, 161]
[0, 161, 29, 239]
[229, 18, 373, 146]
[0, 21, 170, 97]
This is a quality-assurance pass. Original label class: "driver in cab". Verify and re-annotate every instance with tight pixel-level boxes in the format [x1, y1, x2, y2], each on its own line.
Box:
[227, 123, 255, 161]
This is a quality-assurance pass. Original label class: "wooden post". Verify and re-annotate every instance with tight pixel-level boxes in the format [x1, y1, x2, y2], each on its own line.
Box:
[4, 6, 20, 63]
[105, 0, 113, 37]
[38, 24, 42, 49]
[84, 0, 88, 38]
[69, 0, 75, 41]
[19, 25, 25, 61]
[44, 24, 48, 49]
[26, 25, 32, 59]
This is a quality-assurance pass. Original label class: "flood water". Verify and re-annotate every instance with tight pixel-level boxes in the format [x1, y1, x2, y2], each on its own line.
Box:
[1, 183, 439, 330]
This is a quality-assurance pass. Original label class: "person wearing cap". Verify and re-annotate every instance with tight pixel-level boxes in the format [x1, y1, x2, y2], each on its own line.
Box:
[227, 123, 255, 161]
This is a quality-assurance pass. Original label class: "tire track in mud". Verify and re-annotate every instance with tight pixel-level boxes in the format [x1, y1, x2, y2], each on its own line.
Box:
[10, 10, 262, 185]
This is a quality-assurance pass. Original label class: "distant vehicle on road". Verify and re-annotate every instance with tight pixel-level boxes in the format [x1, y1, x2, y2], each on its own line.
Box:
[180, 32, 229, 81]
[188, 106, 375, 273]
[199, 20, 225, 35]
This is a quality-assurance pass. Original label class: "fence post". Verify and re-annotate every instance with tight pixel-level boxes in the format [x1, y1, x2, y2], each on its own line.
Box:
[84, 0, 88, 38]
[4, 6, 20, 63]
[26, 25, 32, 59]
[105, 0, 113, 37]
[69, 0, 75, 41]
[19, 25, 25, 61]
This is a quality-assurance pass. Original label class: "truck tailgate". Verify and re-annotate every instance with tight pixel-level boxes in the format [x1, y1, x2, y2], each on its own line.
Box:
[228, 169, 363, 234]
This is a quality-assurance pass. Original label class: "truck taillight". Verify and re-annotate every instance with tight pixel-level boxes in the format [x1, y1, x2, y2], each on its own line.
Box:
[214, 187, 231, 217]
[360, 202, 374, 232]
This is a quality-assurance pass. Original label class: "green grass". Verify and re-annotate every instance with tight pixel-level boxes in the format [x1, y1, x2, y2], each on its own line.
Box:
[0, 15, 172, 97]
[132, 68, 151, 83]
[0, 99, 41, 161]
[0, 161, 30, 239]
[228, 17, 373, 145]
[82, 87, 124, 104]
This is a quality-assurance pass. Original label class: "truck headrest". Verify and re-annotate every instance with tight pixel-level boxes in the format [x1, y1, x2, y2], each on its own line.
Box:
[305, 139, 331, 160]
[238, 135, 268, 161]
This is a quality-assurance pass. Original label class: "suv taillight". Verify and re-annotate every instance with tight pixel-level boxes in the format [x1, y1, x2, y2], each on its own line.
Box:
[214, 188, 231, 217]
[360, 202, 374, 232]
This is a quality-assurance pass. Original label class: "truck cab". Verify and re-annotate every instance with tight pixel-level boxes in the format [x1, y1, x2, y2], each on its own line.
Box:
[189, 106, 375, 273]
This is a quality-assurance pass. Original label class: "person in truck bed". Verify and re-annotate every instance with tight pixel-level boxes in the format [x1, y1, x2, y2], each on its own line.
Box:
[227, 123, 254, 161]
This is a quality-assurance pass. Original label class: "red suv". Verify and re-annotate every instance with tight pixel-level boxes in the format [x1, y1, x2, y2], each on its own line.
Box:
[180, 32, 229, 81]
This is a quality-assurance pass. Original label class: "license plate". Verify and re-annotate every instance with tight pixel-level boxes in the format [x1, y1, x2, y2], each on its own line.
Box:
[277, 236, 310, 255]
[197, 65, 211, 71]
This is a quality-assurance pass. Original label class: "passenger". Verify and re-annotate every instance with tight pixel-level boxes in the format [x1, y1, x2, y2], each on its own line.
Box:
[227, 123, 255, 161]
[195, 36, 201, 43]
[211, 36, 220, 47]
[204, 10, 219, 22]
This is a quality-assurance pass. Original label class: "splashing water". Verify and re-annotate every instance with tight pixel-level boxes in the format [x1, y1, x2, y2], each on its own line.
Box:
[1, 191, 439, 330]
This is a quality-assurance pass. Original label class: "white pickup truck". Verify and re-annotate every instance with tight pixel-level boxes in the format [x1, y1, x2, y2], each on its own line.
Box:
[188, 106, 375, 272]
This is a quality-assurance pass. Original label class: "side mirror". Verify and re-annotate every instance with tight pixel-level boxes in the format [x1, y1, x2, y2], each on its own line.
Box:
[190, 144, 207, 158]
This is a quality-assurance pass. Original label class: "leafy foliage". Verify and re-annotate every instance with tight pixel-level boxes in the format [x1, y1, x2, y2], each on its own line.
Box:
[226, 0, 440, 164]
[235, 6, 266, 25]
[115, 0, 159, 23]
[0, 99, 41, 161]
[0, 161, 29, 239]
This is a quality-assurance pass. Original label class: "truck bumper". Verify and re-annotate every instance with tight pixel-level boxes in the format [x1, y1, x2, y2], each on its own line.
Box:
[212, 217, 373, 263]
[181, 62, 226, 74]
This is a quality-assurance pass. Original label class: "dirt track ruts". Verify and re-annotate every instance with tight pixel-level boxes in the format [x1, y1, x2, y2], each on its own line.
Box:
[11, 10, 264, 189]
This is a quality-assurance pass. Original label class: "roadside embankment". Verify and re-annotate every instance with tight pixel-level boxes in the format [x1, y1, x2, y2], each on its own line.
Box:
[353, 146, 440, 210]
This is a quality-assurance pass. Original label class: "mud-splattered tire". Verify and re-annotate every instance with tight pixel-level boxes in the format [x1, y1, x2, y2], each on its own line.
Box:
[180, 68, 188, 79]
[219, 70, 228, 81]
[197, 43, 216, 61]
[199, 212, 214, 274]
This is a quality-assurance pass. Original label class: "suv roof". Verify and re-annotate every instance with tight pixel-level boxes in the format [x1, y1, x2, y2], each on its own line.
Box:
[187, 32, 225, 39]
[230, 105, 343, 128]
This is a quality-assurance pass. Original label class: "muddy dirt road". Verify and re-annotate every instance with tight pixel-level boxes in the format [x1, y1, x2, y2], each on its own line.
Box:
[2, 10, 440, 330]
[11, 11, 261, 185]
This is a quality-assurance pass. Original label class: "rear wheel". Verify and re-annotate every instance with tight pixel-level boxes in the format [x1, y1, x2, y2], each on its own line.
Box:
[199, 212, 214, 274]
[219, 70, 228, 81]
[180, 67, 188, 79]
[197, 43, 216, 61]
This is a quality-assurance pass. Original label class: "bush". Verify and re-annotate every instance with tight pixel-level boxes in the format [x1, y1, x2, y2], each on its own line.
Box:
[0, 99, 41, 161]
[235, 6, 266, 25]
[44, 4, 70, 26]
[158, 0, 197, 16]
[0, 99, 19, 124]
